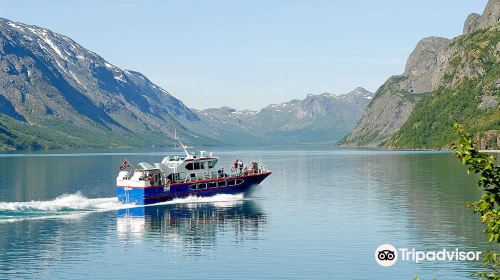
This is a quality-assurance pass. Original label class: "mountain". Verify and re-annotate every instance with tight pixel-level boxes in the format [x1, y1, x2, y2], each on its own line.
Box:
[196, 87, 373, 144]
[189, 107, 264, 145]
[338, 37, 450, 147]
[0, 17, 373, 150]
[340, 0, 499, 149]
[0, 17, 218, 150]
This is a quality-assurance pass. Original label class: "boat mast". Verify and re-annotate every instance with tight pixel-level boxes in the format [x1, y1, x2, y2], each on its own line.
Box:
[174, 129, 190, 158]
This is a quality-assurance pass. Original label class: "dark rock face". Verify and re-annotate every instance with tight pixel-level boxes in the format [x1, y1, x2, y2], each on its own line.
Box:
[464, 13, 481, 34]
[0, 95, 25, 121]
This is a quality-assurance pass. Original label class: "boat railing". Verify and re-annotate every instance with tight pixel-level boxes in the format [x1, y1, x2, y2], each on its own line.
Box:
[180, 170, 228, 183]
[174, 164, 269, 183]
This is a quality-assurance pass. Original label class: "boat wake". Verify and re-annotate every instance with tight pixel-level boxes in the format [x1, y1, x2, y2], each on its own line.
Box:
[154, 193, 245, 206]
[0, 193, 121, 212]
[0, 192, 245, 223]
[0, 193, 124, 223]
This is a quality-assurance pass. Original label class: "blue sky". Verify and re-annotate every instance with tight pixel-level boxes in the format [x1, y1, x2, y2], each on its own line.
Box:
[1, 0, 488, 110]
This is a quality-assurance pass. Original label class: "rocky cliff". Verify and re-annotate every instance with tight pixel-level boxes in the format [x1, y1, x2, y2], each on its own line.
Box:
[340, 0, 499, 149]
[387, 24, 499, 149]
[339, 36, 449, 147]
[463, 0, 500, 34]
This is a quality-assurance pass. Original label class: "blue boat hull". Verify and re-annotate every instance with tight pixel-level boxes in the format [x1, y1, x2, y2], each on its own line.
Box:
[117, 172, 271, 205]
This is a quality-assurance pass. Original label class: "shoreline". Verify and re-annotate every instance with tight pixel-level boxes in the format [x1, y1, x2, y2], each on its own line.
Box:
[0, 145, 499, 155]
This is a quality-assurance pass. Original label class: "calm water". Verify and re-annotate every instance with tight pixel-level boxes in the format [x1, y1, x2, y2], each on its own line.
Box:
[0, 147, 497, 279]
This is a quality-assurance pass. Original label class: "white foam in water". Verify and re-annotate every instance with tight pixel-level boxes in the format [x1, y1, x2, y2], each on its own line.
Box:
[0, 192, 245, 223]
[0, 212, 90, 224]
[0, 193, 130, 224]
[0, 193, 122, 212]
[154, 193, 245, 206]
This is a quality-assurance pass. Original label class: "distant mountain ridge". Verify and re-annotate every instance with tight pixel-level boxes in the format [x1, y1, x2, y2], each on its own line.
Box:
[340, 0, 499, 149]
[0, 17, 373, 150]
[195, 87, 373, 144]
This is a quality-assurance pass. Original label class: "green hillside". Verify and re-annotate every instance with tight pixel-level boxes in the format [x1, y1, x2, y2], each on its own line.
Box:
[0, 116, 174, 150]
[387, 26, 500, 149]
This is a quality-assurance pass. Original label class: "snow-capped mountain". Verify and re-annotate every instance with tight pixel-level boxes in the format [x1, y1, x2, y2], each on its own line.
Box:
[197, 87, 374, 144]
[0, 17, 208, 149]
[0, 17, 373, 149]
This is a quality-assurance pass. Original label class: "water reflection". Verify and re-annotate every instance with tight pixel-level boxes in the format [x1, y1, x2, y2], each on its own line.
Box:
[116, 200, 267, 254]
[366, 153, 486, 246]
[0, 150, 495, 279]
[360, 153, 495, 276]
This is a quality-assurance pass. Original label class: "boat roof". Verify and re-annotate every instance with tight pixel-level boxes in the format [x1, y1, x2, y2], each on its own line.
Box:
[137, 162, 157, 170]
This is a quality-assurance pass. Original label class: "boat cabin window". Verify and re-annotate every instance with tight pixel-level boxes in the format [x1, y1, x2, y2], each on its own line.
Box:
[217, 180, 226, 187]
[208, 182, 217, 188]
[152, 174, 160, 185]
[189, 183, 207, 190]
[228, 179, 244, 186]
[167, 173, 180, 182]
[208, 160, 216, 168]
[185, 162, 205, 170]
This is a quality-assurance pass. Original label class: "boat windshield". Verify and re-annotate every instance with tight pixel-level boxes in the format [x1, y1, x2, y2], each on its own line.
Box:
[138, 162, 156, 170]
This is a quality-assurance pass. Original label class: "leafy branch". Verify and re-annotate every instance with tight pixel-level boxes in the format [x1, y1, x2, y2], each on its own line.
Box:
[451, 122, 500, 279]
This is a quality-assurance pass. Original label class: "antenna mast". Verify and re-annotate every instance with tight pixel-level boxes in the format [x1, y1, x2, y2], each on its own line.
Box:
[174, 129, 190, 157]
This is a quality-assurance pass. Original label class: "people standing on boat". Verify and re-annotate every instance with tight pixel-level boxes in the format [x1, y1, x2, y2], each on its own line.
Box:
[238, 160, 243, 174]
[218, 168, 225, 178]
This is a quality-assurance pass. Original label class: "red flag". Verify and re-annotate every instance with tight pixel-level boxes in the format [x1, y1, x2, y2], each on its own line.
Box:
[118, 161, 130, 170]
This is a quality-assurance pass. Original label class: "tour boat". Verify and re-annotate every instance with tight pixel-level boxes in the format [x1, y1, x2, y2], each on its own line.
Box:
[116, 138, 271, 205]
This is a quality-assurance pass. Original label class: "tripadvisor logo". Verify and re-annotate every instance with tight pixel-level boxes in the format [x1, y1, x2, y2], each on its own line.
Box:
[375, 244, 481, 267]
[375, 244, 397, 267]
